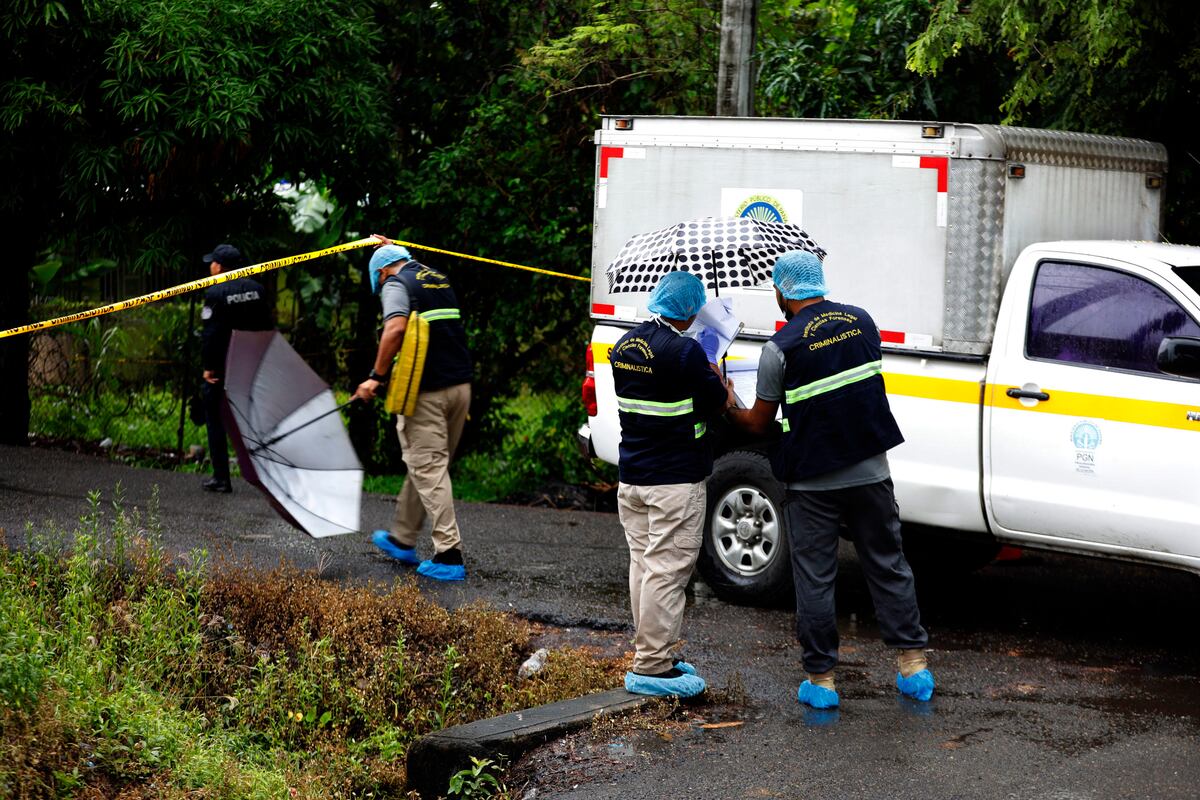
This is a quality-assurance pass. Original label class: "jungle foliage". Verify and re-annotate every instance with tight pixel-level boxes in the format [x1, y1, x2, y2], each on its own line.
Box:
[908, 0, 1200, 241]
[5, 0, 1199, 478]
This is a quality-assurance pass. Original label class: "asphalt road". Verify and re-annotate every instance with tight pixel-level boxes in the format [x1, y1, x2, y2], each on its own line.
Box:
[2, 444, 1198, 799]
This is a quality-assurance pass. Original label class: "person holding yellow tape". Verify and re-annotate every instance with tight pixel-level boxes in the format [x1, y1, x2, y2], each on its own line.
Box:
[354, 235, 473, 581]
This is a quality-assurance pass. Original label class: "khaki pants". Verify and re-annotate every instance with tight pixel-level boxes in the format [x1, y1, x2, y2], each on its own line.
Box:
[391, 383, 470, 554]
[617, 481, 705, 674]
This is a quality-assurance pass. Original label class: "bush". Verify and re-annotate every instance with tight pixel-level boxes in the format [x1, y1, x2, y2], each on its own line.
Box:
[28, 299, 206, 457]
[452, 391, 615, 501]
[363, 390, 615, 503]
[0, 492, 624, 799]
[30, 387, 206, 453]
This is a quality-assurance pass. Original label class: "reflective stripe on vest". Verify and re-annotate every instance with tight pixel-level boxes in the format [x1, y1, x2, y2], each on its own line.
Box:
[616, 396, 695, 417]
[785, 360, 883, 404]
[780, 419, 791, 433]
[695, 422, 706, 439]
[420, 308, 461, 322]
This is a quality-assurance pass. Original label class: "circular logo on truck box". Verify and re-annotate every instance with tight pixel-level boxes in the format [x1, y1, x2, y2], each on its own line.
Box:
[737, 195, 787, 222]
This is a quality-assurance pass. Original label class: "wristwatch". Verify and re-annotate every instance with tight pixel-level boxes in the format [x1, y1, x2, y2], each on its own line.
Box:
[368, 369, 390, 385]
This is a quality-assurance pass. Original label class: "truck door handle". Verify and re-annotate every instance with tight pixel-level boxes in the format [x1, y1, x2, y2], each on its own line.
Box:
[1006, 387, 1050, 401]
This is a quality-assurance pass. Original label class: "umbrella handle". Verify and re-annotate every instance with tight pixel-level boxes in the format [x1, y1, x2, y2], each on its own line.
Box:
[720, 321, 743, 379]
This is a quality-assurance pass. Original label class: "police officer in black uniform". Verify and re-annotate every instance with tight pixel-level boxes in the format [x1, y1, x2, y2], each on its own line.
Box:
[199, 243, 272, 492]
[728, 249, 934, 709]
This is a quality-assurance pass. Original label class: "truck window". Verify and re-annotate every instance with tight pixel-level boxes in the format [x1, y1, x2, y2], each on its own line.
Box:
[1027, 261, 1200, 374]
[1174, 266, 1200, 298]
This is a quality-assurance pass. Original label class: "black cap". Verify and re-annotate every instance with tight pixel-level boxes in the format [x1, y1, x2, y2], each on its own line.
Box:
[203, 243, 243, 267]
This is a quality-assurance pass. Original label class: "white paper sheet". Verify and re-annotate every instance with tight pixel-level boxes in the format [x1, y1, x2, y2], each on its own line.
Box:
[729, 369, 758, 409]
[687, 298, 742, 363]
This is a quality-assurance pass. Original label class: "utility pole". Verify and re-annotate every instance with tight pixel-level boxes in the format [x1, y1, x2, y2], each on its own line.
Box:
[716, 0, 759, 116]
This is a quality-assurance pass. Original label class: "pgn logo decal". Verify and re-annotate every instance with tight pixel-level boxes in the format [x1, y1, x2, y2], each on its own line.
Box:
[1070, 420, 1102, 475]
[736, 194, 787, 223]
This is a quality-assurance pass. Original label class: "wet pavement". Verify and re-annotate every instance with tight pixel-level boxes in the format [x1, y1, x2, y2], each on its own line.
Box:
[2, 444, 1199, 799]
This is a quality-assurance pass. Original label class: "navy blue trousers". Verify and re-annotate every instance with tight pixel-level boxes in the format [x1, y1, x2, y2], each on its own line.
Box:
[785, 479, 927, 674]
[202, 381, 229, 482]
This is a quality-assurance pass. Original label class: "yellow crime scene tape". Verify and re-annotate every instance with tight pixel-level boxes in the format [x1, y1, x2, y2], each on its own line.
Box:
[389, 239, 591, 284]
[0, 237, 589, 339]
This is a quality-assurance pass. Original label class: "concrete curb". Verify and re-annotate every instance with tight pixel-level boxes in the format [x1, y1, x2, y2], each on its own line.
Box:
[406, 688, 649, 798]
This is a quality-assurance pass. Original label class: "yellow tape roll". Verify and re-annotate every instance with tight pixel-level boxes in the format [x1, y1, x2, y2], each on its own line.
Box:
[384, 311, 430, 416]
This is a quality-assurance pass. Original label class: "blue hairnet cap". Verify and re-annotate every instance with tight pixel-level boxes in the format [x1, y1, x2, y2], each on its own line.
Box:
[647, 271, 707, 320]
[773, 250, 827, 301]
[368, 245, 412, 293]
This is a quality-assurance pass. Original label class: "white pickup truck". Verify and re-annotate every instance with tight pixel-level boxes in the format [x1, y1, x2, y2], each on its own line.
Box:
[578, 116, 1200, 605]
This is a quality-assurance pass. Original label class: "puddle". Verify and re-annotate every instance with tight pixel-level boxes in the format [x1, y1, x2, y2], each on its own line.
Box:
[801, 707, 841, 727]
[575, 726, 703, 762]
[521, 610, 631, 632]
[1078, 676, 1200, 721]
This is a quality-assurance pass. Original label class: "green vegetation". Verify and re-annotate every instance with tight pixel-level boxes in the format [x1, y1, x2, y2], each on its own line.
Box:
[25, 298, 613, 500]
[0, 494, 623, 798]
[458, 391, 607, 501]
[448, 758, 508, 799]
[349, 387, 614, 503]
[908, 0, 1200, 239]
[31, 390, 201, 454]
[2, 0, 393, 443]
[8, 0, 1199, 481]
[28, 380, 606, 502]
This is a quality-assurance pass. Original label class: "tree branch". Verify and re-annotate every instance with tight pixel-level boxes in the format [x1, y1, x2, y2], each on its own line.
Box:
[547, 69, 654, 98]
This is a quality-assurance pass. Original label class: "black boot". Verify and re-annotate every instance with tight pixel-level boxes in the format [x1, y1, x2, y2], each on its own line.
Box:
[202, 477, 232, 493]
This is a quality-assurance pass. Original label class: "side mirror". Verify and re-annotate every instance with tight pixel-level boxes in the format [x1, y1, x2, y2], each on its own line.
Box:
[1156, 336, 1200, 380]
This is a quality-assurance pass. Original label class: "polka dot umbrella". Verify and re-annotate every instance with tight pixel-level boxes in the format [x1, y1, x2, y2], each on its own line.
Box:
[605, 216, 827, 295]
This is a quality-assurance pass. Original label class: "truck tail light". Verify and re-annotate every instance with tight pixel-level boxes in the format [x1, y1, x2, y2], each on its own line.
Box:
[582, 345, 598, 417]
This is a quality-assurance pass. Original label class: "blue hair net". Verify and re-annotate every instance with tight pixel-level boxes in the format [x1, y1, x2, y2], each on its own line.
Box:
[368, 245, 412, 293]
[647, 271, 707, 321]
[773, 250, 827, 301]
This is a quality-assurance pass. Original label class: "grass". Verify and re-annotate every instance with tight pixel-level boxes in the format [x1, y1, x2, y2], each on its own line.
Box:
[31, 388, 206, 454]
[362, 460, 527, 504]
[0, 492, 625, 799]
[30, 384, 615, 504]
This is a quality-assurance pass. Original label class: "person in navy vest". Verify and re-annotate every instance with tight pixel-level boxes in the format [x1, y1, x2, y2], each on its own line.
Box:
[613, 271, 735, 697]
[354, 235, 473, 582]
[199, 243, 272, 493]
[727, 250, 934, 709]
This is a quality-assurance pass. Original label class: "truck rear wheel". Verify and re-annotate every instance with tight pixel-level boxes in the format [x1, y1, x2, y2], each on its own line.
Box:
[697, 451, 793, 607]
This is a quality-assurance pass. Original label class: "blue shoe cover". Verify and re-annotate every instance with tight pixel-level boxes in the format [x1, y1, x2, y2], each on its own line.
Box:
[673, 659, 697, 676]
[372, 530, 419, 565]
[798, 680, 839, 709]
[624, 670, 706, 698]
[416, 560, 466, 581]
[896, 669, 936, 701]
